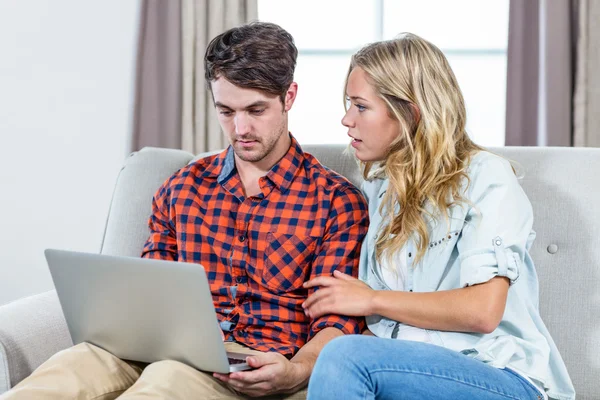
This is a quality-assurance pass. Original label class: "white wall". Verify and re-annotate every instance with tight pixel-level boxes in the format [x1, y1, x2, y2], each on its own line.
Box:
[0, 0, 141, 305]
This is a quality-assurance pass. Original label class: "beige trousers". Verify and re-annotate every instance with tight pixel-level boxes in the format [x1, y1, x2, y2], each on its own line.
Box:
[0, 342, 307, 400]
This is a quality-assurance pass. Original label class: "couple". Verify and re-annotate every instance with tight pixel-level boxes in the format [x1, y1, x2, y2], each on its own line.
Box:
[2, 22, 574, 400]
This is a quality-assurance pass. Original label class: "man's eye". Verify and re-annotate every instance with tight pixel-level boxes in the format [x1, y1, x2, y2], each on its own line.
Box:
[219, 110, 233, 116]
[250, 109, 265, 115]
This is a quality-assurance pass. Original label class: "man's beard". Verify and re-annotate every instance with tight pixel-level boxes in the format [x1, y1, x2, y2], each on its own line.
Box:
[232, 124, 286, 163]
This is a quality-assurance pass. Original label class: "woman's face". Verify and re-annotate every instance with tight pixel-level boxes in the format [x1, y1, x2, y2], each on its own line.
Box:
[342, 67, 401, 162]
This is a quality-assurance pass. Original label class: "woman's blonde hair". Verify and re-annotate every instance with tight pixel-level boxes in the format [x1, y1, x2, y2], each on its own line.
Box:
[345, 33, 483, 264]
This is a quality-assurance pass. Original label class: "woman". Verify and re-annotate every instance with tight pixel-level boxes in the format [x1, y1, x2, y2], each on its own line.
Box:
[303, 33, 574, 399]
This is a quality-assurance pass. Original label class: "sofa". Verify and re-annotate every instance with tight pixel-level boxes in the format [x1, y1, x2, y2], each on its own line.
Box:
[0, 145, 598, 398]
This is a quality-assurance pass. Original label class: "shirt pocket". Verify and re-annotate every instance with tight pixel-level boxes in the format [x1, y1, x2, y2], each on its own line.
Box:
[427, 228, 461, 251]
[261, 232, 317, 294]
[420, 218, 465, 277]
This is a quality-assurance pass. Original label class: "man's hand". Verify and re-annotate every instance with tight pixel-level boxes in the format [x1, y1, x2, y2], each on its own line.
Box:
[213, 352, 309, 397]
[302, 270, 375, 319]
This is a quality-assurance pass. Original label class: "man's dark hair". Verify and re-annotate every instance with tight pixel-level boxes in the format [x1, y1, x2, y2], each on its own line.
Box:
[204, 22, 298, 103]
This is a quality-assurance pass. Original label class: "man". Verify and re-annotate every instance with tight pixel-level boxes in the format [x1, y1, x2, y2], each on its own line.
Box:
[1, 22, 367, 399]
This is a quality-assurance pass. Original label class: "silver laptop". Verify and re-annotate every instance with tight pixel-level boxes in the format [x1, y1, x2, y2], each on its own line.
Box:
[45, 249, 251, 373]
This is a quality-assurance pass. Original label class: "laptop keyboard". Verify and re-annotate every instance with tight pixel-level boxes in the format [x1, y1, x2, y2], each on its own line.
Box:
[228, 357, 247, 365]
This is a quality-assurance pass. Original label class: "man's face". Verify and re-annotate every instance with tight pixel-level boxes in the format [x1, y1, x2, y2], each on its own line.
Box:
[211, 77, 296, 164]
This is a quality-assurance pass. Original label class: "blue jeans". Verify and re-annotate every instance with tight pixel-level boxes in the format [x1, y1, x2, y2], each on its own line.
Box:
[307, 336, 544, 400]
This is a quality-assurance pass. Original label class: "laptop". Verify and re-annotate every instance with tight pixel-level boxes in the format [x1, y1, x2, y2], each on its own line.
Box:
[44, 249, 251, 373]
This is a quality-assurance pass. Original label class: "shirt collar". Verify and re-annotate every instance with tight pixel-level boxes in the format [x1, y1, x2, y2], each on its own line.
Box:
[265, 134, 304, 192]
[202, 134, 305, 193]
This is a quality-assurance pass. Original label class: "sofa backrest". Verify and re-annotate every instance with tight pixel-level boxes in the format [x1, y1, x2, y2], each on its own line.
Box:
[101, 144, 600, 398]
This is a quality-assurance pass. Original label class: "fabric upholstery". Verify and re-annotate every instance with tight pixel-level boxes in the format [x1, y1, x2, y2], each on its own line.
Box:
[0, 145, 598, 398]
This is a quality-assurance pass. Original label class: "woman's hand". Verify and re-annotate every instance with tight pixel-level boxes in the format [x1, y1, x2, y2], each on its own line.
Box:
[302, 270, 375, 319]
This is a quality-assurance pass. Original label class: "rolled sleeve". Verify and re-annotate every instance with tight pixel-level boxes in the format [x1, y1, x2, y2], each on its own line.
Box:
[458, 155, 533, 287]
[308, 185, 368, 338]
[310, 315, 364, 338]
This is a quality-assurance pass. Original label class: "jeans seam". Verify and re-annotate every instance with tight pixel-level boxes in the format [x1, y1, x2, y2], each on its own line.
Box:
[362, 385, 369, 400]
[504, 368, 543, 399]
[370, 368, 522, 400]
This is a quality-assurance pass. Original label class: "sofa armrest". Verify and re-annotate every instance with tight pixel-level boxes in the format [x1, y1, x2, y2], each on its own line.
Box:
[0, 290, 72, 393]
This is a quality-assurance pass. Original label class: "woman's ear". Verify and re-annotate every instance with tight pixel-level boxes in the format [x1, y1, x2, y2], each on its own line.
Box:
[410, 103, 421, 125]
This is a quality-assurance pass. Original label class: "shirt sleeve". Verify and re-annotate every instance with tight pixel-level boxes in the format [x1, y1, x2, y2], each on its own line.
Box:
[458, 155, 534, 287]
[308, 184, 369, 339]
[141, 177, 178, 261]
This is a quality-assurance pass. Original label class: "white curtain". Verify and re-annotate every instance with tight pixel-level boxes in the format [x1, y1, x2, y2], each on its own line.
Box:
[131, 0, 183, 152]
[181, 0, 258, 154]
[505, 0, 577, 146]
[505, 0, 600, 147]
[573, 0, 600, 147]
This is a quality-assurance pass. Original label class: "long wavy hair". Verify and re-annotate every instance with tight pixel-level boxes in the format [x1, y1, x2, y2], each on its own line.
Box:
[346, 33, 483, 264]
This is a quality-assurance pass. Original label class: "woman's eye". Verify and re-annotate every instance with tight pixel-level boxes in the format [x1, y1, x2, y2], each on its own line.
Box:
[356, 104, 366, 112]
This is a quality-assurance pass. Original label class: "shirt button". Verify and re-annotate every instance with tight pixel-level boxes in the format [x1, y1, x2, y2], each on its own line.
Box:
[238, 235, 246, 242]
[236, 276, 244, 283]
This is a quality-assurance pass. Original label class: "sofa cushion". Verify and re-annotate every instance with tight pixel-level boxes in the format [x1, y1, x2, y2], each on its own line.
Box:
[97, 144, 599, 398]
[0, 291, 72, 390]
[100, 147, 194, 257]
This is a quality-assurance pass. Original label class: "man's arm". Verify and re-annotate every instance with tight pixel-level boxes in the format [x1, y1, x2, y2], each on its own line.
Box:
[285, 327, 344, 392]
[141, 178, 178, 261]
[213, 327, 342, 396]
[304, 184, 369, 340]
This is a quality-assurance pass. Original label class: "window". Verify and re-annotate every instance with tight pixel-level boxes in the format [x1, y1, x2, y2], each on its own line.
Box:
[258, 0, 509, 147]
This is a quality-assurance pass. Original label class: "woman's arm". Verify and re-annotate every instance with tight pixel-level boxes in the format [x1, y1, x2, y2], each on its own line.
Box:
[371, 276, 509, 333]
[303, 271, 509, 334]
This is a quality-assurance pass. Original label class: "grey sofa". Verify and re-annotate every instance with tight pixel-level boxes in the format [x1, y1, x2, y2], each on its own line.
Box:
[0, 145, 598, 398]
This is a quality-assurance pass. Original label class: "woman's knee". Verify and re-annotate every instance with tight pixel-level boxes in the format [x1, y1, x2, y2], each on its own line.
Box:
[314, 335, 371, 371]
[325, 334, 367, 353]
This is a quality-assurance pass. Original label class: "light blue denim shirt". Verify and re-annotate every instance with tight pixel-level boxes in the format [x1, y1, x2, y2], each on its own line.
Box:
[359, 151, 575, 400]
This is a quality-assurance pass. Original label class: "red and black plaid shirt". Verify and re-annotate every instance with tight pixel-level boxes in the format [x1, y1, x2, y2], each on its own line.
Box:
[142, 136, 368, 356]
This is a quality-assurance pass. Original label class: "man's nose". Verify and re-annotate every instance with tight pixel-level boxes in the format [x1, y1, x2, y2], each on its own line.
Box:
[234, 114, 251, 135]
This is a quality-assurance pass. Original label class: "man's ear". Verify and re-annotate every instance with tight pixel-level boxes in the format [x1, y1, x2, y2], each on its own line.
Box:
[283, 82, 298, 112]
